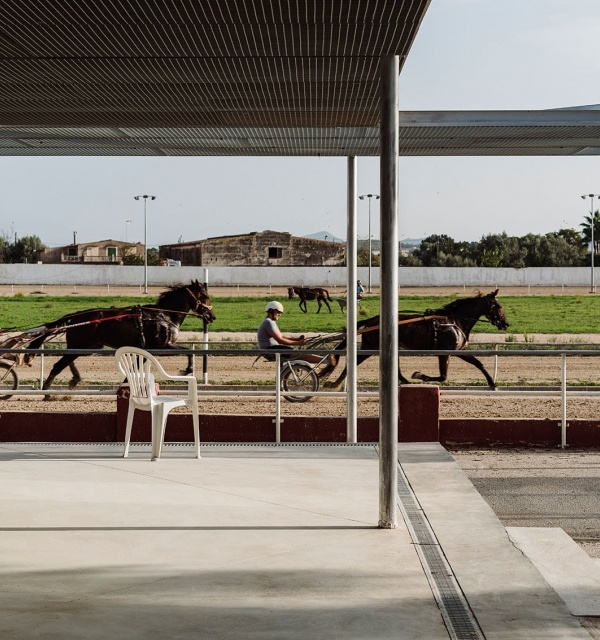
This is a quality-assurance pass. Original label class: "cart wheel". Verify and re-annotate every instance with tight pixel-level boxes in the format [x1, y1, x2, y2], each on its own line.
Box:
[281, 361, 319, 403]
[0, 361, 18, 400]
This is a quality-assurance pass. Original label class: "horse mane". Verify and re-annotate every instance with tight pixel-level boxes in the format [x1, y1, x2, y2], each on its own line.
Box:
[433, 292, 485, 315]
[155, 281, 203, 306]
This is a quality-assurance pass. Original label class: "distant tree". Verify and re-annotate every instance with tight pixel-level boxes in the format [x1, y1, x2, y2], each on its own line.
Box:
[399, 251, 422, 266]
[556, 227, 585, 249]
[122, 254, 143, 266]
[147, 248, 161, 266]
[475, 233, 526, 267]
[9, 235, 45, 263]
[357, 248, 370, 267]
[528, 232, 587, 267]
[580, 210, 600, 264]
[388, 228, 590, 268]
[123, 247, 161, 266]
[413, 234, 464, 266]
[0, 234, 11, 263]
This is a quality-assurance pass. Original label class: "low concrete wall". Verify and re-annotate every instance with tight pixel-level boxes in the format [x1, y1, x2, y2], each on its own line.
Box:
[1, 411, 598, 447]
[0, 264, 597, 288]
[2, 385, 599, 447]
[0, 384, 439, 444]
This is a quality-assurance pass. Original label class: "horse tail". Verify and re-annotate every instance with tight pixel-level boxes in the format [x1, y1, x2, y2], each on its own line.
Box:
[19, 321, 59, 364]
[334, 334, 347, 352]
[326, 289, 332, 301]
[21, 313, 78, 358]
[24, 331, 50, 355]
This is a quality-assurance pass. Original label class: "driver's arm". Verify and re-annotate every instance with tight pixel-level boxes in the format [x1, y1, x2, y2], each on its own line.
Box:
[271, 327, 306, 346]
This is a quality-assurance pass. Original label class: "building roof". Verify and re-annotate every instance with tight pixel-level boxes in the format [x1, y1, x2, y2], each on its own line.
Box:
[161, 230, 313, 248]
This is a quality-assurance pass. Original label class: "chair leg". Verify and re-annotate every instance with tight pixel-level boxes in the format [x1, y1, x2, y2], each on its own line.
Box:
[192, 408, 200, 459]
[123, 406, 135, 458]
[151, 404, 168, 461]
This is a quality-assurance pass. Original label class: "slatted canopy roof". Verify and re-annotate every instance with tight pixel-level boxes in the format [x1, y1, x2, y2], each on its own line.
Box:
[0, 0, 428, 156]
[0, 0, 599, 157]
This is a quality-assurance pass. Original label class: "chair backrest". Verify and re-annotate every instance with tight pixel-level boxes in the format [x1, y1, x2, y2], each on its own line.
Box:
[115, 347, 161, 404]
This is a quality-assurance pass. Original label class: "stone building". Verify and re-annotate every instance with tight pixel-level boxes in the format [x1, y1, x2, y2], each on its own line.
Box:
[160, 231, 345, 267]
[37, 239, 144, 265]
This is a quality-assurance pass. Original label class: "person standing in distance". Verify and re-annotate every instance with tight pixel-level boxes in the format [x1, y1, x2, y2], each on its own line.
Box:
[356, 280, 364, 300]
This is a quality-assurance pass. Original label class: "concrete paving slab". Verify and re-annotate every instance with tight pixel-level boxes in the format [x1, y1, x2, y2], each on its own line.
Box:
[0, 441, 594, 640]
[0, 443, 448, 640]
[507, 527, 600, 616]
[400, 443, 591, 640]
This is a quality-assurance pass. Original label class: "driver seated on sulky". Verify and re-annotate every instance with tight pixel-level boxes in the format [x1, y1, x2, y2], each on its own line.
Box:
[257, 301, 334, 366]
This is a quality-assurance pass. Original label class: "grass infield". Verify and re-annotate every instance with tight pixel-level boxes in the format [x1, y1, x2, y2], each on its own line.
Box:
[0, 293, 598, 336]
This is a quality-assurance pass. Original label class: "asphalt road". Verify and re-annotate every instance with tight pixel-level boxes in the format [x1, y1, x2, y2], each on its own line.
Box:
[448, 447, 600, 559]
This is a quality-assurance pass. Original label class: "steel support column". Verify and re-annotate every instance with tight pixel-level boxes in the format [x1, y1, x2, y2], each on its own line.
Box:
[379, 55, 399, 529]
[346, 156, 358, 442]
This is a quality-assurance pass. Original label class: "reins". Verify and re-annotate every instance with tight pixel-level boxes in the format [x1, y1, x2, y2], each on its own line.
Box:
[357, 315, 448, 335]
[0, 311, 144, 349]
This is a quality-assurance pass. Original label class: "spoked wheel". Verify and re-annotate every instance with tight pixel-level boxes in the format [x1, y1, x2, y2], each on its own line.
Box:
[281, 360, 319, 403]
[0, 361, 18, 400]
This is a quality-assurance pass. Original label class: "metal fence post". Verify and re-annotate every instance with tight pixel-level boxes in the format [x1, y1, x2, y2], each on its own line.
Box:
[275, 353, 281, 443]
[561, 354, 567, 449]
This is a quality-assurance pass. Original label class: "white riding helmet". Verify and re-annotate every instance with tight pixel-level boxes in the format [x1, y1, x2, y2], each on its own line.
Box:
[265, 301, 284, 313]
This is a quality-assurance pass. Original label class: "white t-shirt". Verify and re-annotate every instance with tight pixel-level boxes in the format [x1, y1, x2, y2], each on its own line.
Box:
[257, 316, 279, 349]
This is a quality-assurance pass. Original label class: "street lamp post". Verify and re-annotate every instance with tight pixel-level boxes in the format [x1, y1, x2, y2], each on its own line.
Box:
[359, 194, 380, 293]
[134, 195, 156, 294]
[581, 194, 598, 294]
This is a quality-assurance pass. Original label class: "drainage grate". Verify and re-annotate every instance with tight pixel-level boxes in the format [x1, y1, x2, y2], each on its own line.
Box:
[397, 463, 485, 640]
[196, 442, 375, 448]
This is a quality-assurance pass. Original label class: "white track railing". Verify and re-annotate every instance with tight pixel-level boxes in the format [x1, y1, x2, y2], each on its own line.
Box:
[1, 346, 599, 448]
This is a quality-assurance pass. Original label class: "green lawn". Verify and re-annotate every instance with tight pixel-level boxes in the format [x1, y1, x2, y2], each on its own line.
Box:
[0, 292, 598, 336]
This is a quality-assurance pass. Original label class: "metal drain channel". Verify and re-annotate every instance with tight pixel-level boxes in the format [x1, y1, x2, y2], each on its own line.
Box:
[397, 462, 485, 640]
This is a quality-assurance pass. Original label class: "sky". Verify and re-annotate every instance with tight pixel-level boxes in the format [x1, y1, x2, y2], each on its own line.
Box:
[1, 0, 600, 249]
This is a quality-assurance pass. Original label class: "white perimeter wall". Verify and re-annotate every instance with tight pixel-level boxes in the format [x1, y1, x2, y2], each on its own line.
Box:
[0, 264, 597, 288]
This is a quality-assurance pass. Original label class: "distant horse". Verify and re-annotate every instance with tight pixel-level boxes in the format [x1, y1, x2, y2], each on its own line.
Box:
[23, 280, 215, 397]
[322, 289, 509, 389]
[288, 286, 333, 313]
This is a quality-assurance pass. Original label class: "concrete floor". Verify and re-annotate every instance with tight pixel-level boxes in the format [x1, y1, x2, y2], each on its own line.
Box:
[0, 442, 593, 639]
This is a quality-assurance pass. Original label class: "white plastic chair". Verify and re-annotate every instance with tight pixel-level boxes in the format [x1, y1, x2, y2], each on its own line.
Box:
[115, 346, 200, 461]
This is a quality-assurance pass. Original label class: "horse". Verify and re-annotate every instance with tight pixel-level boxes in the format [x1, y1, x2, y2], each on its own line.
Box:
[322, 289, 509, 389]
[287, 286, 333, 313]
[23, 280, 215, 397]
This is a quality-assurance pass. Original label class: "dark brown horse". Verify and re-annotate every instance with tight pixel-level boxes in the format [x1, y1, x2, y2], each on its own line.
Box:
[288, 286, 333, 313]
[323, 289, 509, 389]
[23, 280, 215, 396]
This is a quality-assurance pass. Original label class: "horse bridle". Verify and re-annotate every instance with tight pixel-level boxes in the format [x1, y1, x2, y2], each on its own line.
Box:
[484, 300, 508, 330]
[186, 286, 213, 320]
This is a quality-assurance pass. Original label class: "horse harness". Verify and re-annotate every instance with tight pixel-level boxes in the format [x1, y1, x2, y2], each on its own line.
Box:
[429, 319, 468, 349]
[357, 314, 468, 349]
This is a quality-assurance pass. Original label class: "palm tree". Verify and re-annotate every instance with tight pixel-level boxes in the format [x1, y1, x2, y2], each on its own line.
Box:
[580, 210, 600, 263]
